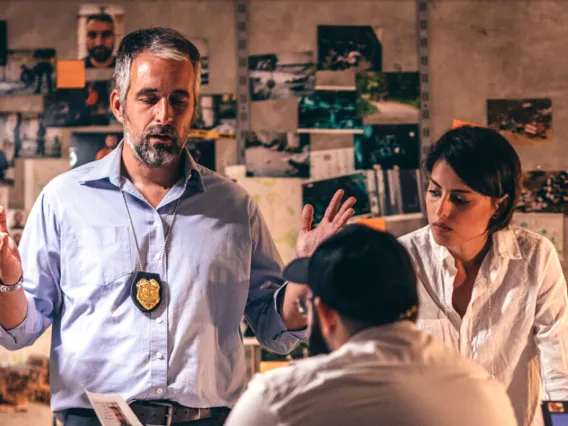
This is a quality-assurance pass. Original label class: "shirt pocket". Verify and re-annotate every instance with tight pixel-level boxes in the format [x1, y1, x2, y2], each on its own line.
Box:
[70, 225, 133, 287]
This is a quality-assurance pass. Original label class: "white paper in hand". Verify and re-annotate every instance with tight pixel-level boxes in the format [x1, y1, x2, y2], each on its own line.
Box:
[86, 391, 143, 426]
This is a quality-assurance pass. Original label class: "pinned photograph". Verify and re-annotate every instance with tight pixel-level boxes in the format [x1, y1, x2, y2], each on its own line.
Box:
[373, 167, 424, 217]
[187, 138, 215, 171]
[487, 98, 552, 144]
[310, 147, 355, 181]
[70, 132, 121, 169]
[0, 49, 56, 96]
[7, 209, 27, 247]
[249, 52, 315, 102]
[77, 4, 125, 69]
[302, 172, 371, 226]
[43, 89, 91, 127]
[0, 113, 63, 183]
[15, 113, 64, 158]
[0, 112, 63, 160]
[317, 25, 382, 72]
[10, 229, 23, 247]
[516, 170, 568, 215]
[193, 94, 237, 137]
[0, 116, 17, 183]
[356, 72, 420, 124]
[298, 90, 362, 133]
[245, 131, 309, 178]
[354, 124, 420, 170]
[85, 80, 115, 125]
[8, 210, 27, 230]
[43, 81, 114, 127]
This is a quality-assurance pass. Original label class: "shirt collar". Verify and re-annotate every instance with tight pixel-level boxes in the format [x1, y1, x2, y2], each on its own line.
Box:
[428, 224, 522, 262]
[491, 225, 522, 260]
[78, 139, 205, 193]
[346, 321, 418, 345]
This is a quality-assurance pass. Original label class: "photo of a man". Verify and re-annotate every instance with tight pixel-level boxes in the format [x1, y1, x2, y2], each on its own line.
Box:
[96, 133, 119, 160]
[77, 5, 124, 69]
[69, 131, 122, 168]
[83, 13, 116, 68]
[10, 210, 26, 230]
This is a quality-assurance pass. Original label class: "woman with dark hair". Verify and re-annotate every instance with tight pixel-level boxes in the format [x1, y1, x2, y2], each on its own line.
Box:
[399, 125, 568, 426]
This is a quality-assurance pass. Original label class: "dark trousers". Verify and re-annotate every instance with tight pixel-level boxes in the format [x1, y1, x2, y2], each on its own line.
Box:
[59, 410, 230, 426]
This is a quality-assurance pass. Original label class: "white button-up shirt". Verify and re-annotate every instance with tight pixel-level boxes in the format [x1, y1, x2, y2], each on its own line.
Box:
[224, 322, 517, 426]
[399, 225, 568, 426]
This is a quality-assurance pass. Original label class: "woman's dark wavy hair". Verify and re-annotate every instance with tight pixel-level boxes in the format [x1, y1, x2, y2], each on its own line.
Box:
[424, 125, 523, 233]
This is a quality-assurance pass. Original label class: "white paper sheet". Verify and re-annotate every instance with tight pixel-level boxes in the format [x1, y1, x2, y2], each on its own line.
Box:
[86, 392, 143, 426]
[234, 177, 305, 264]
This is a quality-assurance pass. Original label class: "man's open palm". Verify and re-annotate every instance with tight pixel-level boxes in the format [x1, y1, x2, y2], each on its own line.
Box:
[0, 207, 22, 285]
[296, 189, 356, 257]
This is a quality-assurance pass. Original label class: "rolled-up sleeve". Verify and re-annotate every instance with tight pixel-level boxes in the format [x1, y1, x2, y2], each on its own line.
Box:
[244, 200, 306, 355]
[0, 190, 61, 350]
[534, 241, 568, 399]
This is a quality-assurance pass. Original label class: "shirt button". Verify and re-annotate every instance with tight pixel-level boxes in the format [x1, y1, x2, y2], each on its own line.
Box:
[156, 352, 164, 360]
[156, 388, 163, 394]
[154, 253, 162, 260]
[156, 317, 163, 324]
[153, 221, 160, 227]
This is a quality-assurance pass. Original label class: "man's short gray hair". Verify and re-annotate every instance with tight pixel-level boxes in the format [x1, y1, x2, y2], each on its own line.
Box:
[113, 27, 201, 107]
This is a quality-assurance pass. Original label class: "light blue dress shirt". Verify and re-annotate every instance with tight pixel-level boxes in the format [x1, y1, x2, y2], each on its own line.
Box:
[0, 141, 305, 412]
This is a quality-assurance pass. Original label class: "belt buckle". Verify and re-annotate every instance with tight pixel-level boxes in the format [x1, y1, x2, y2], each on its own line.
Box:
[148, 401, 174, 426]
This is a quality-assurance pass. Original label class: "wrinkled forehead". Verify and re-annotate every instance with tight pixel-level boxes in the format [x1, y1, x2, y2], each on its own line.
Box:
[129, 53, 195, 95]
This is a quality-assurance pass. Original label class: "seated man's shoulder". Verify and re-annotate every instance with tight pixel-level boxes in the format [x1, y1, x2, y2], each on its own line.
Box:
[248, 355, 333, 401]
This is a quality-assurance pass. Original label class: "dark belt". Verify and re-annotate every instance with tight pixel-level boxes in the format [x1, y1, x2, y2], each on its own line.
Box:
[130, 401, 230, 425]
[66, 401, 231, 426]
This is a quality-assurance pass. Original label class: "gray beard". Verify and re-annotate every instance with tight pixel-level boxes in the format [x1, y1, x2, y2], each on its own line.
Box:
[124, 129, 184, 168]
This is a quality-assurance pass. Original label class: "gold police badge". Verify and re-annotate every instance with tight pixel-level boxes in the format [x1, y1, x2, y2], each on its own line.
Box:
[130, 272, 163, 313]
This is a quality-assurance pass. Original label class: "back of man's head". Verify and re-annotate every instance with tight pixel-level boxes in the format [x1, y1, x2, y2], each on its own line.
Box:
[284, 224, 419, 344]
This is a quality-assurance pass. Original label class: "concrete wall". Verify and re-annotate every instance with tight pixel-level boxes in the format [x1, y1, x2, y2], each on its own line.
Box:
[0, 0, 567, 423]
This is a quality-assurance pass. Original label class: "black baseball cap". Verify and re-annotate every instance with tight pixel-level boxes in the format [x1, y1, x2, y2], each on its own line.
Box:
[283, 224, 419, 325]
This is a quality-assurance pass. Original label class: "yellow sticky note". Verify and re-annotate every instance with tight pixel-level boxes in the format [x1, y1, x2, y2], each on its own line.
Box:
[452, 119, 481, 129]
[259, 361, 290, 372]
[56, 60, 86, 88]
[356, 217, 386, 232]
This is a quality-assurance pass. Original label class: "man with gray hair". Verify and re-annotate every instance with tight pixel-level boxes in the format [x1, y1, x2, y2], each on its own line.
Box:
[0, 27, 356, 426]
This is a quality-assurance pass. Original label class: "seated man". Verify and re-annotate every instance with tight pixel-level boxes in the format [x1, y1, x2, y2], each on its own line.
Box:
[224, 224, 517, 426]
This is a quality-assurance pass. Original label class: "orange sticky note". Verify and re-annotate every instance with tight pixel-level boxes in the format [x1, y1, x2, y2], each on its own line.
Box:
[259, 361, 290, 372]
[56, 60, 86, 88]
[356, 217, 386, 232]
[452, 119, 481, 129]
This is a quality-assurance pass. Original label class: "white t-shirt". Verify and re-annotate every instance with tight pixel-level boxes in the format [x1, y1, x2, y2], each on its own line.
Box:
[399, 225, 568, 426]
[224, 322, 517, 426]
